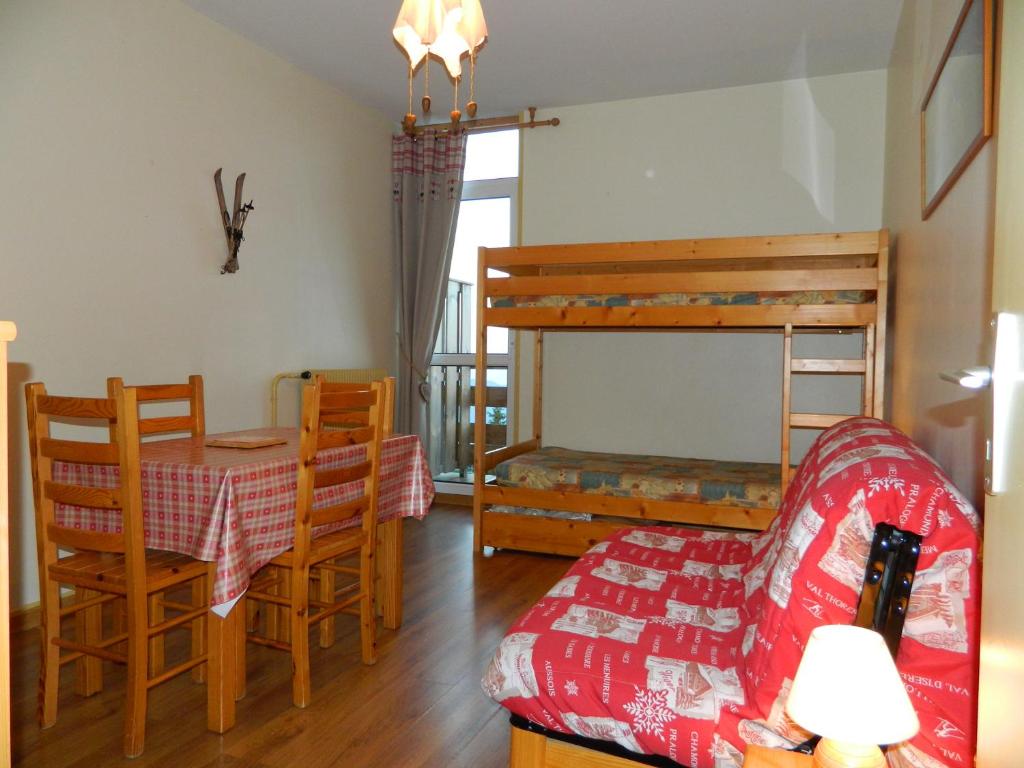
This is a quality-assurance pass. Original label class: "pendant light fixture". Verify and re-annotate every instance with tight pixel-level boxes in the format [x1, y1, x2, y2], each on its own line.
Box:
[392, 0, 488, 133]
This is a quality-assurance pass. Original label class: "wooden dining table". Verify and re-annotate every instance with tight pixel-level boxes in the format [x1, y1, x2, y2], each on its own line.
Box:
[52, 427, 434, 731]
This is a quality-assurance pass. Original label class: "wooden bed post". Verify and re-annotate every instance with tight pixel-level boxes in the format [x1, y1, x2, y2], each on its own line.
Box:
[863, 323, 876, 417]
[781, 323, 794, 494]
[473, 246, 489, 552]
[533, 331, 544, 442]
[873, 229, 890, 419]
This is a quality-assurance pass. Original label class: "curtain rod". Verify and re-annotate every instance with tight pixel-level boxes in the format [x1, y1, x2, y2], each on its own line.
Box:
[409, 107, 560, 137]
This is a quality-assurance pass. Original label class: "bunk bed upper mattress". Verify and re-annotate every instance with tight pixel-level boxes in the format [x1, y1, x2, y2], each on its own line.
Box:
[494, 446, 781, 510]
[491, 289, 871, 309]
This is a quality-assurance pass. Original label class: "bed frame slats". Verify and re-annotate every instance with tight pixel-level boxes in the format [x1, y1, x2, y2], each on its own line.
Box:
[789, 412, 850, 429]
[486, 267, 877, 297]
[485, 230, 882, 268]
[486, 303, 877, 330]
[790, 358, 867, 373]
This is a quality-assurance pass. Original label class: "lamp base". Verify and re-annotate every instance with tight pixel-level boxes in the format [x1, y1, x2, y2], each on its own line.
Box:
[813, 738, 886, 768]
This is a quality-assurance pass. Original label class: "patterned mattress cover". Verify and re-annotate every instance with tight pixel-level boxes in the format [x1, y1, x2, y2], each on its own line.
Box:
[494, 446, 782, 510]
[483, 418, 981, 768]
[491, 290, 872, 309]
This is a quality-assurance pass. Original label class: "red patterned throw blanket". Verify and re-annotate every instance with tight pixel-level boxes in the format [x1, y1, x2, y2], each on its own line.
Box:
[482, 418, 980, 768]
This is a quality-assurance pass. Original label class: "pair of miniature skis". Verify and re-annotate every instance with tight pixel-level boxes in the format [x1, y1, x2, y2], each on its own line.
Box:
[213, 168, 254, 274]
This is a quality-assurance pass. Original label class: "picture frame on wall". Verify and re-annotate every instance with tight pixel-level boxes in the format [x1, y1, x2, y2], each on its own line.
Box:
[920, 0, 994, 220]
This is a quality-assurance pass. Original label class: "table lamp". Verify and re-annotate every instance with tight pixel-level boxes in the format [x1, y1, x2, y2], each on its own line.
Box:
[785, 625, 919, 768]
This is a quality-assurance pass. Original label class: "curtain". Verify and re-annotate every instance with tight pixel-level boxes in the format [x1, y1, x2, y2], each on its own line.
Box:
[391, 131, 468, 440]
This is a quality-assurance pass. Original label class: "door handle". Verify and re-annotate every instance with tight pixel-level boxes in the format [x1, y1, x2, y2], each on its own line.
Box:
[939, 366, 992, 389]
[938, 313, 1022, 494]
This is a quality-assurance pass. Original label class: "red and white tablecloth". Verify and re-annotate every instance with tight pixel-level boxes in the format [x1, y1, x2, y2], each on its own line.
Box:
[53, 428, 434, 608]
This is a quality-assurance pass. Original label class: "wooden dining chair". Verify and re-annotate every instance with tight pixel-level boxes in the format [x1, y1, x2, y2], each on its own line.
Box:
[25, 381, 215, 757]
[254, 376, 395, 648]
[315, 376, 395, 646]
[106, 374, 205, 438]
[106, 374, 206, 676]
[242, 377, 386, 708]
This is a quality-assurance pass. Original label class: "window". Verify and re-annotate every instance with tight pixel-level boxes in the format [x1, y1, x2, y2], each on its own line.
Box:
[428, 130, 519, 488]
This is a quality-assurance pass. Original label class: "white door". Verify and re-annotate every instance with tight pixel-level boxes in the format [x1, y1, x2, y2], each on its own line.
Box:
[975, 6, 1024, 766]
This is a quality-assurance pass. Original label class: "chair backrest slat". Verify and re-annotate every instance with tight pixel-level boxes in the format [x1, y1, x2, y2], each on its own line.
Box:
[310, 498, 370, 528]
[313, 461, 374, 489]
[132, 383, 194, 401]
[39, 437, 119, 464]
[319, 390, 377, 410]
[44, 481, 121, 510]
[317, 426, 375, 451]
[47, 524, 125, 554]
[320, 411, 371, 429]
[138, 416, 196, 436]
[37, 395, 117, 420]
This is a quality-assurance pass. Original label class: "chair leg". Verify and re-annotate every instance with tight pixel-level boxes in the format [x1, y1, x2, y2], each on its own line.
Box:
[265, 567, 283, 642]
[191, 576, 208, 683]
[74, 588, 104, 697]
[38, 578, 62, 728]
[277, 573, 291, 645]
[148, 593, 164, 678]
[123, 592, 149, 758]
[235, 595, 247, 700]
[290, 569, 311, 709]
[377, 518, 404, 630]
[360, 547, 377, 666]
[268, 569, 292, 647]
[318, 563, 335, 649]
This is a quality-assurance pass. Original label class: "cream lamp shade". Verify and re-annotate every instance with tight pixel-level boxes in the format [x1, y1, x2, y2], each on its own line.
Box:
[786, 625, 920, 747]
[392, 0, 489, 131]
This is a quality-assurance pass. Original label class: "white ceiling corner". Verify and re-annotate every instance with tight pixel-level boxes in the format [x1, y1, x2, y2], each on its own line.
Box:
[182, 0, 904, 123]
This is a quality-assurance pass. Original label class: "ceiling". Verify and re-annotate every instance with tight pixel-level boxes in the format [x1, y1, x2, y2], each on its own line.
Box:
[183, 0, 904, 123]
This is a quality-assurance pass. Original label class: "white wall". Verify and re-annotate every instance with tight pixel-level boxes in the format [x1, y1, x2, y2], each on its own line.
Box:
[517, 70, 887, 464]
[882, 0, 994, 507]
[0, 0, 393, 607]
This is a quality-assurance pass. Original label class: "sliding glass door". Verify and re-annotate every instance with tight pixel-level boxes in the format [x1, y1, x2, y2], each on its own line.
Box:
[428, 131, 518, 487]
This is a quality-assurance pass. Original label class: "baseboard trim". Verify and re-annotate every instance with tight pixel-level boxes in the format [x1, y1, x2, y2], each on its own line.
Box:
[10, 602, 39, 633]
[434, 493, 472, 507]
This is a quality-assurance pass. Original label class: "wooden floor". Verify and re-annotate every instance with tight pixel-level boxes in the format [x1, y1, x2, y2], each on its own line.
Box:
[10, 505, 573, 767]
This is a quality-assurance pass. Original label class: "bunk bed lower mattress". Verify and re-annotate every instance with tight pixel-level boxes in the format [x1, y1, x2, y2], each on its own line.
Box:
[491, 290, 871, 309]
[491, 447, 781, 522]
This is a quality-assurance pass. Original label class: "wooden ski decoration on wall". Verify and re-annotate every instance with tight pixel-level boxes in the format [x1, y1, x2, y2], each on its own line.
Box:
[213, 168, 254, 274]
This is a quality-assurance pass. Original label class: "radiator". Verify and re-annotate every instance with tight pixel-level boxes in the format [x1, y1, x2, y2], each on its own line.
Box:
[270, 368, 388, 427]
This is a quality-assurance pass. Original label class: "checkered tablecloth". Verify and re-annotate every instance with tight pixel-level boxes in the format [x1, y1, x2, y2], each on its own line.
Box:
[53, 428, 434, 607]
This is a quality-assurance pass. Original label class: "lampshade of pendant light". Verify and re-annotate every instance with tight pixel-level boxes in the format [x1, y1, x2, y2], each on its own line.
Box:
[786, 625, 920, 768]
[393, 0, 488, 131]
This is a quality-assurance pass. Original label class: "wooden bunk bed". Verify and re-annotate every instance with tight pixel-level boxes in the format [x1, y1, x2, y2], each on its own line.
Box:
[472, 230, 889, 555]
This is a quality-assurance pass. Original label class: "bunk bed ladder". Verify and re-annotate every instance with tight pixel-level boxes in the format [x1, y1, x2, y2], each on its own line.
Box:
[781, 322, 876, 491]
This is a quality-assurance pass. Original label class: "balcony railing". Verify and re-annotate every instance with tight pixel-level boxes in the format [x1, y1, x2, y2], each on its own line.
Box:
[429, 278, 509, 483]
[428, 364, 507, 483]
